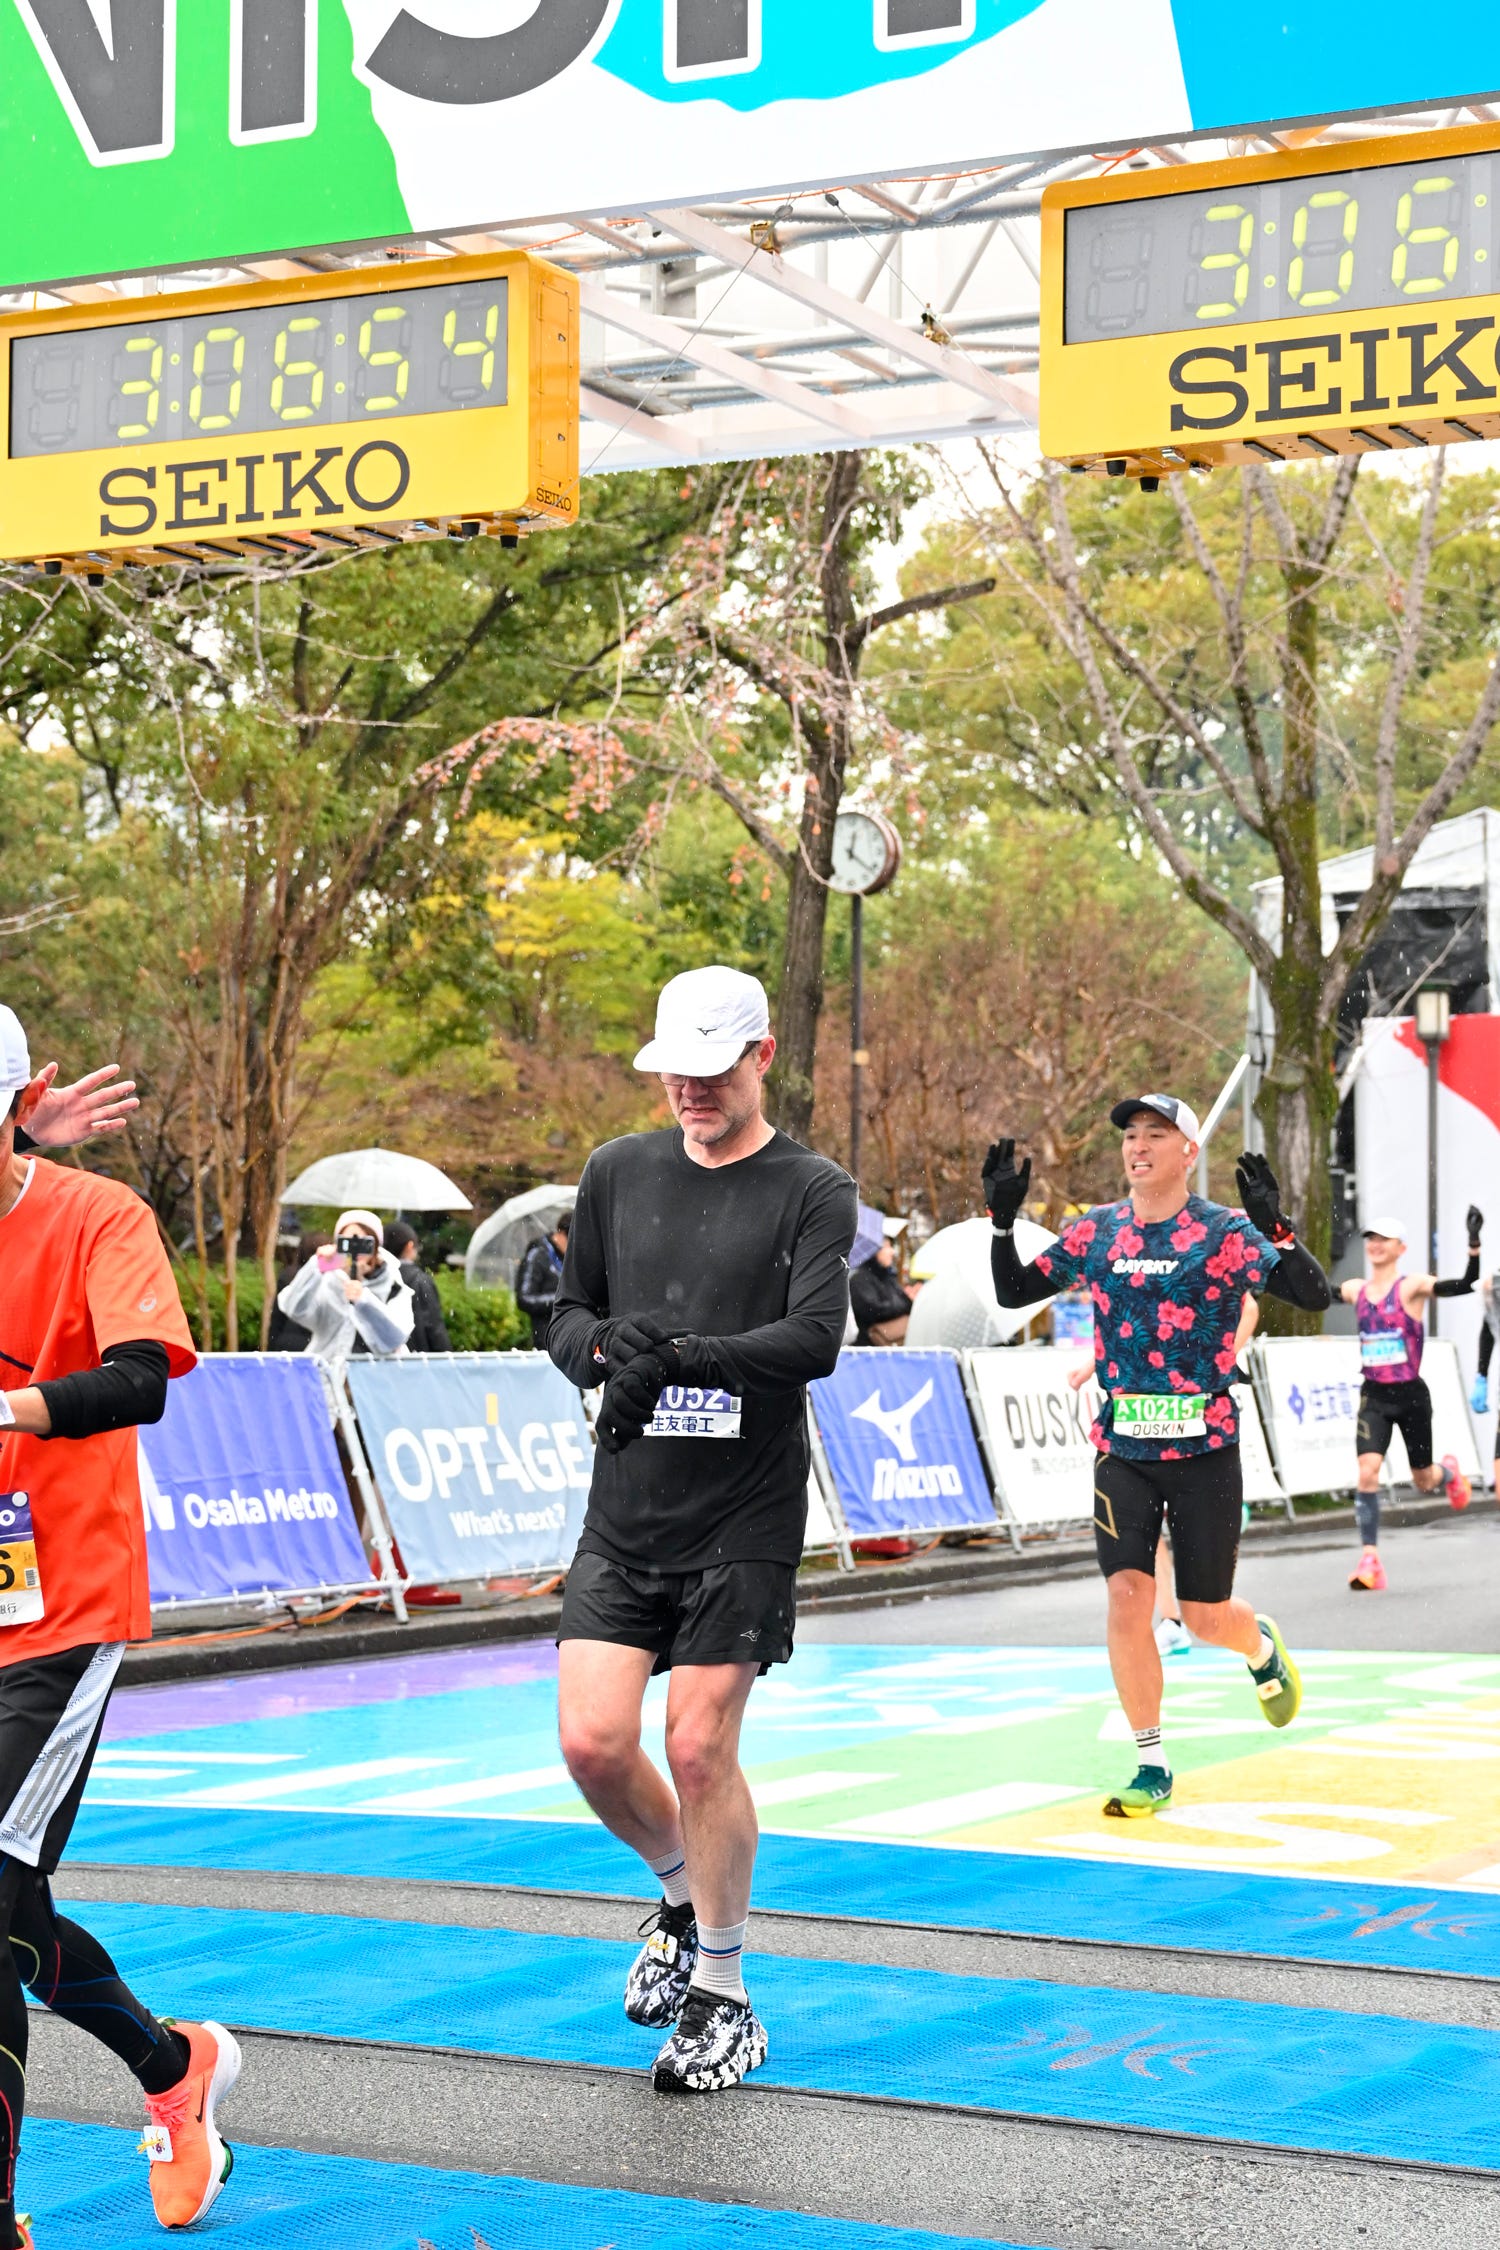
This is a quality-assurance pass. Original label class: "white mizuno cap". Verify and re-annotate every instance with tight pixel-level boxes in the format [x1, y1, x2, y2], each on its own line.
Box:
[0, 1007, 31, 1097]
[634, 966, 771, 1077]
[1362, 1214, 1408, 1244]
[1109, 1092, 1203, 1145]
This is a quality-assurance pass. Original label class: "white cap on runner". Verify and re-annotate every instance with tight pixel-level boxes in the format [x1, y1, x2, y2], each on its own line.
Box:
[1362, 1214, 1408, 1243]
[0, 1006, 31, 1096]
[634, 966, 771, 1076]
[1108, 1092, 1203, 1145]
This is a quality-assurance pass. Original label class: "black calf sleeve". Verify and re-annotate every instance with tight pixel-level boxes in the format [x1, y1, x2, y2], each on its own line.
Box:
[9, 1869, 189, 2091]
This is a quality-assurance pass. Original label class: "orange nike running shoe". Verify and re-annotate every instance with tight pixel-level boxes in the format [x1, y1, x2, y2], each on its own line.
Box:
[1444, 1455, 1472, 1510]
[140, 2020, 241, 2228]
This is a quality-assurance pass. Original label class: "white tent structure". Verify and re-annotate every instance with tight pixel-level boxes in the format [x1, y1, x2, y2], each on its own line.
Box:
[466, 1184, 578, 1294]
[905, 1216, 1057, 1350]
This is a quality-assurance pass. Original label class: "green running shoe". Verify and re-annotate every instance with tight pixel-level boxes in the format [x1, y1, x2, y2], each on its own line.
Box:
[1103, 1764, 1173, 1819]
[1249, 1612, 1301, 1728]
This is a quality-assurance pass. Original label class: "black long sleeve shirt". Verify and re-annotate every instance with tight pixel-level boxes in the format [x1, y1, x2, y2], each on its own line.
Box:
[548, 1127, 856, 1570]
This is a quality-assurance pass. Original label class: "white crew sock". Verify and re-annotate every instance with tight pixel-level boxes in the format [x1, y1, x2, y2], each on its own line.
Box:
[647, 1845, 692, 1912]
[1133, 1725, 1168, 1772]
[1253, 1632, 1276, 1668]
[691, 1920, 748, 2004]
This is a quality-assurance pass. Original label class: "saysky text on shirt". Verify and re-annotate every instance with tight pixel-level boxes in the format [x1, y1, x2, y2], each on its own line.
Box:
[1035, 1194, 1279, 1460]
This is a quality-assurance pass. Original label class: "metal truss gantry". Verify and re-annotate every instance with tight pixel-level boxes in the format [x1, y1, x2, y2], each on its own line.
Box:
[9, 101, 1500, 477]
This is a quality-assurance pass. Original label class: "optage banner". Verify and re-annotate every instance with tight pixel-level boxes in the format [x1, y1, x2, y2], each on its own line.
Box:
[345, 1352, 590, 1579]
[139, 1354, 371, 1604]
[811, 1348, 995, 1538]
[6, 2, 1500, 290]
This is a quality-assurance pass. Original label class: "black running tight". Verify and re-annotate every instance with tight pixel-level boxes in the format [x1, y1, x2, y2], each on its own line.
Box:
[0, 1858, 188, 2247]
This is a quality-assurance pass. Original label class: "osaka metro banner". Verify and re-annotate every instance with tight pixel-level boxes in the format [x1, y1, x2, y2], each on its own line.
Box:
[5, 1, 1500, 291]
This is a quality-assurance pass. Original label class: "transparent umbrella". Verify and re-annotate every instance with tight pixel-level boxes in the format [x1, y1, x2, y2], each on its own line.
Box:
[282, 1147, 472, 1212]
[905, 1216, 1058, 1349]
[466, 1184, 578, 1293]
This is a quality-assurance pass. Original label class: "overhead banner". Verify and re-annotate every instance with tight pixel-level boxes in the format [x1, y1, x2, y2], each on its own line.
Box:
[6, 4, 1500, 290]
[346, 1352, 590, 1580]
[811, 1348, 996, 1538]
[1254, 1336, 1481, 1494]
[965, 1348, 1283, 1527]
[139, 1355, 371, 1604]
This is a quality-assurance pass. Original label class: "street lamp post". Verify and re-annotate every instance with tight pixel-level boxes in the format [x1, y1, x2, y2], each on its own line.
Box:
[827, 809, 902, 1190]
[1415, 985, 1452, 1334]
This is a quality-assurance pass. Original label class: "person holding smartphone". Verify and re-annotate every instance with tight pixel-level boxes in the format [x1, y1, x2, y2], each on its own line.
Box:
[274, 1208, 415, 1376]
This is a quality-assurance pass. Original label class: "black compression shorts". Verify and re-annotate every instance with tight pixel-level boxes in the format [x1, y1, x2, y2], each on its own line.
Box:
[558, 1550, 797, 1675]
[0, 1642, 121, 1872]
[1093, 1448, 1243, 1605]
[1356, 1377, 1433, 1470]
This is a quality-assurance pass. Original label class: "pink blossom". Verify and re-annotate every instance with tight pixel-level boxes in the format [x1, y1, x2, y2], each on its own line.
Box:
[1119, 1321, 1134, 1338]
[1215, 1346, 1237, 1376]
[1205, 1396, 1235, 1430]
[1035, 1254, 1053, 1278]
[1160, 1446, 1184, 1461]
[1061, 1217, 1098, 1255]
[1170, 1217, 1208, 1252]
[1110, 1224, 1144, 1259]
[1148, 1350, 1165, 1369]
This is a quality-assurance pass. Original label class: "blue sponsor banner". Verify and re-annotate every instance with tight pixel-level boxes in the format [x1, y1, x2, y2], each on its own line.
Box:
[345, 1354, 590, 1581]
[139, 1356, 370, 1604]
[811, 1349, 996, 1538]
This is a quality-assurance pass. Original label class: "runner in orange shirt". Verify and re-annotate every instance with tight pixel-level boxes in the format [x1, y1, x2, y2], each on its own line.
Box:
[0, 1008, 239, 2247]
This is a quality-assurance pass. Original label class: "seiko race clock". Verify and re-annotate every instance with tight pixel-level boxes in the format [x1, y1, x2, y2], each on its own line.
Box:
[0, 248, 579, 575]
[1041, 121, 1500, 481]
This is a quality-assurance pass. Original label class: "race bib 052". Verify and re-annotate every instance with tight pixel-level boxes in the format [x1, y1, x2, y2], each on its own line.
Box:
[648, 1387, 743, 1439]
[1114, 1394, 1208, 1442]
[0, 1493, 44, 1625]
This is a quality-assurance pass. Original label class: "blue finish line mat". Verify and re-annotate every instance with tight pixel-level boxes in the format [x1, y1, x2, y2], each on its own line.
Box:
[69, 1803, 1500, 1982]
[49, 1898, 1500, 2173]
[18, 2120, 1034, 2250]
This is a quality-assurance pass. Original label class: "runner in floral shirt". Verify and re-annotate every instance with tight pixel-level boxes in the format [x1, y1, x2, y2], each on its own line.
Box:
[985, 1093, 1332, 1819]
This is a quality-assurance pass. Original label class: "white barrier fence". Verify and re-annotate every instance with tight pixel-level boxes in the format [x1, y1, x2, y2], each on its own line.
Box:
[1251, 1335, 1482, 1495]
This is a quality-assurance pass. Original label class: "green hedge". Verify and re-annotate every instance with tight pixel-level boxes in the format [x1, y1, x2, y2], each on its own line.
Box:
[431, 1269, 528, 1351]
[178, 1260, 527, 1353]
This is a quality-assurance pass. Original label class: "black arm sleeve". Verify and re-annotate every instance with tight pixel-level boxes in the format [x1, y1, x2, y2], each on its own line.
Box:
[990, 1228, 1062, 1309]
[1481, 1323, 1495, 1381]
[36, 1340, 171, 1441]
[1434, 1250, 1482, 1299]
[546, 1166, 618, 1386]
[1262, 1241, 1333, 1313]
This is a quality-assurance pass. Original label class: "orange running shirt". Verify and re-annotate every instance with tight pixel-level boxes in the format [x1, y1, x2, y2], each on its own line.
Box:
[0, 1159, 196, 1662]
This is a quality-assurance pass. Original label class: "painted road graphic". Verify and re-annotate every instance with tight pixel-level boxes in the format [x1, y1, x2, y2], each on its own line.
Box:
[90, 1642, 1500, 1889]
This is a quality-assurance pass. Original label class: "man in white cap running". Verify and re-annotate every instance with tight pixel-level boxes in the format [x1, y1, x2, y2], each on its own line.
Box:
[985, 1095, 1332, 1819]
[548, 966, 855, 2093]
[1337, 1207, 1481, 1590]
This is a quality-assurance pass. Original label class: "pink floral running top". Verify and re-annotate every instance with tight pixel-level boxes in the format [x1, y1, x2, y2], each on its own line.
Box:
[1034, 1194, 1279, 1460]
[1355, 1279, 1424, 1385]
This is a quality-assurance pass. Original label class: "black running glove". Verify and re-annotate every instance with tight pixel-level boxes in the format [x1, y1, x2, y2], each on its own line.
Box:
[1468, 1204, 1485, 1247]
[981, 1138, 1031, 1230]
[601, 1314, 678, 1378]
[595, 1343, 683, 1455]
[1235, 1151, 1295, 1245]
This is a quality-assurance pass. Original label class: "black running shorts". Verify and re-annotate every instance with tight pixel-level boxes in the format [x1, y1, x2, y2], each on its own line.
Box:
[0, 1642, 121, 1873]
[1356, 1377, 1433, 1470]
[558, 1550, 797, 1675]
[1093, 1448, 1243, 1605]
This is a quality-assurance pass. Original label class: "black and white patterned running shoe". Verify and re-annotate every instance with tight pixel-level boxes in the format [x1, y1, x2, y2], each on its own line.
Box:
[624, 1899, 698, 2027]
[651, 1988, 768, 2093]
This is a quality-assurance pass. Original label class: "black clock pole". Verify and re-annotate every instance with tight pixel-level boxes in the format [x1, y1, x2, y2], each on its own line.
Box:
[850, 890, 865, 1187]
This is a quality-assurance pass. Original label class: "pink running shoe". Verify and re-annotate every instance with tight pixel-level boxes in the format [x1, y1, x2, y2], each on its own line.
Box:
[1349, 1547, 1387, 1591]
[1444, 1455, 1472, 1511]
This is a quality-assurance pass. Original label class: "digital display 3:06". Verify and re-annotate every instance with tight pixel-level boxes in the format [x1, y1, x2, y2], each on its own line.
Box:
[1065, 150, 1500, 345]
[9, 276, 509, 460]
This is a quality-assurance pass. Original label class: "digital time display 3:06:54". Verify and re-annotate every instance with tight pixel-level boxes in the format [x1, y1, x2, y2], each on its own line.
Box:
[9, 276, 509, 460]
[1065, 149, 1500, 345]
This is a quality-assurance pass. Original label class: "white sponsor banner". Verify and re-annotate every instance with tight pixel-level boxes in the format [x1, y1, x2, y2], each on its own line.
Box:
[1254, 1335, 1480, 1494]
[965, 1347, 1283, 1526]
